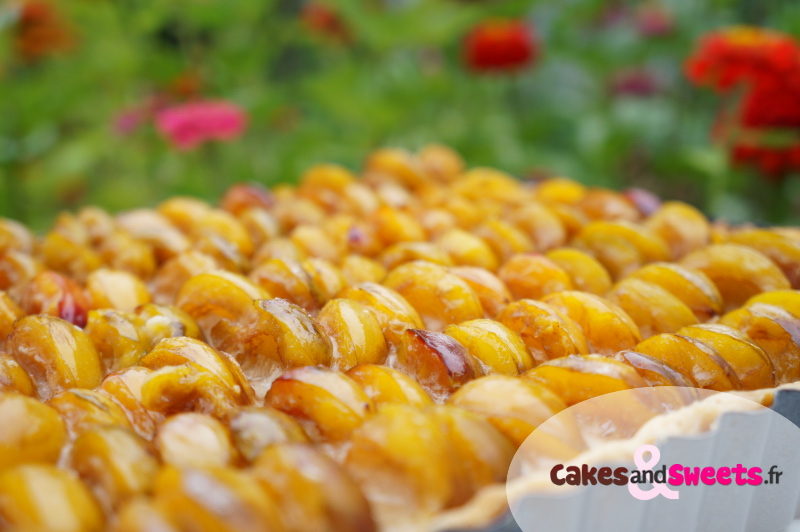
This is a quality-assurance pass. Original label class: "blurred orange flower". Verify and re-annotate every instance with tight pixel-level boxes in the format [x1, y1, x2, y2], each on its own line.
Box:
[14, 0, 75, 62]
[464, 19, 537, 73]
[301, 2, 351, 43]
[169, 71, 204, 100]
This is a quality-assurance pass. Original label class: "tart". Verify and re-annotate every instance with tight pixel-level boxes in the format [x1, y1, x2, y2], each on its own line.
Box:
[0, 145, 798, 531]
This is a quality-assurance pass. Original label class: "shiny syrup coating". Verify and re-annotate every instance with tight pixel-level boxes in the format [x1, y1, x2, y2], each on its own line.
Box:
[0, 146, 795, 531]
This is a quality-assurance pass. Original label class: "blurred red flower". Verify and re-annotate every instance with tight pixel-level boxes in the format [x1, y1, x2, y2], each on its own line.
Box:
[730, 144, 800, 182]
[155, 100, 248, 151]
[301, 2, 351, 43]
[14, 0, 75, 62]
[688, 26, 800, 181]
[685, 26, 800, 93]
[464, 19, 537, 73]
[722, 81, 800, 181]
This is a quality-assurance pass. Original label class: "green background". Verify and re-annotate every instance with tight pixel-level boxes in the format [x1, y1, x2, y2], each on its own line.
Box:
[1, 0, 799, 231]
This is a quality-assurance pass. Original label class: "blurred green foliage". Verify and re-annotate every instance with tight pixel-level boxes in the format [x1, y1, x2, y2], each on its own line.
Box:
[1, 0, 799, 230]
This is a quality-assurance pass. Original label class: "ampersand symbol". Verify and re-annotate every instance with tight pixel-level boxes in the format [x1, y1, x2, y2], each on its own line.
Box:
[628, 444, 680, 500]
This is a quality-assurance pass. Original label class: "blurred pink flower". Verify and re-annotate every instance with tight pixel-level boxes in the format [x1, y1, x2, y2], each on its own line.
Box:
[114, 107, 148, 135]
[155, 100, 247, 151]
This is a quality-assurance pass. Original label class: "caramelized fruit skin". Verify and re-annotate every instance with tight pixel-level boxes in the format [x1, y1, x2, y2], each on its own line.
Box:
[498, 254, 573, 300]
[474, 219, 535, 262]
[396, 328, 481, 399]
[317, 299, 389, 370]
[719, 304, 800, 384]
[225, 406, 309, 463]
[0, 293, 22, 352]
[135, 303, 203, 349]
[249, 258, 323, 313]
[16, 270, 90, 327]
[545, 248, 612, 295]
[626, 262, 723, 322]
[635, 333, 740, 391]
[152, 465, 286, 532]
[0, 393, 67, 470]
[675, 323, 775, 390]
[430, 405, 515, 506]
[337, 282, 424, 349]
[448, 266, 512, 319]
[541, 291, 642, 355]
[139, 336, 255, 406]
[48, 388, 134, 437]
[571, 221, 670, 280]
[86, 268, 151, 312]
[84, 310, 147, 374]
[496, 299, 589, 364]
[522, 355, 648, 406]
[99, 366, 161, 440]
[0, 351, 36, 396]
[435, 228, 500, 271]
[344, 404, 456, 518]
[346, 364, 433, 407]
[69, 426, 159, 514]
[681, 244, 791, 312]
[0, 464, 104, 532]
[253, 443, 378, 532]
[447, 375, 569, 448]
[645, 201, 711, 259]
[383, 261, 483, 332]
[265, 366, 373, 442]
[443, 319, 534, 376]
[155, 413, 238, 468]
[245, 298, 334, 373]
[0, 251, 40, 292]
[609, 350, 698, 387]
[7, 315, 103, 400]
[606, 277, 698, 338]
[725, 229, 800, 288]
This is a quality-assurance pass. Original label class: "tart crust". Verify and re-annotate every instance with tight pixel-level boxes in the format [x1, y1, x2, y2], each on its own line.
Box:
[427, 382, 800, 532]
